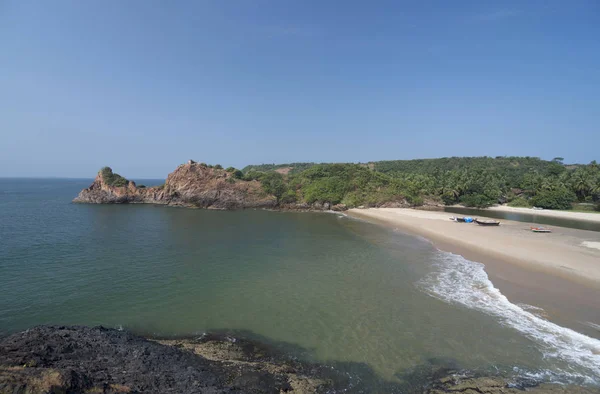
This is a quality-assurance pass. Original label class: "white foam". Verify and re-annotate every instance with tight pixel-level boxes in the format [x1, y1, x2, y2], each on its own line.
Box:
[582, 241, 600, 251]
[582, 322, 600, 333]
[419, 251, 600, 385]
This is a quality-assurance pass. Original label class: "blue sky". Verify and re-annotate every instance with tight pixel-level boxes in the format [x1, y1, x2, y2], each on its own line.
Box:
[1, 1, 598, 178]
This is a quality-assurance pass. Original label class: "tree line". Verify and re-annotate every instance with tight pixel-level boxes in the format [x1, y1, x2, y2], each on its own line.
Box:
[242, 157, 600, 210]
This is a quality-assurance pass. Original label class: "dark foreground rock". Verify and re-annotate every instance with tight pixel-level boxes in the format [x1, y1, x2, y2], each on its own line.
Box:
[1, 326, 598, 394]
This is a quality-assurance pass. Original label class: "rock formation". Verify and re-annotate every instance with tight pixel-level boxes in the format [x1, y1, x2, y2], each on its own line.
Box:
[73, 163, 278, 209]
[1, 326, 596, 394]
[73, 163, 353, 211]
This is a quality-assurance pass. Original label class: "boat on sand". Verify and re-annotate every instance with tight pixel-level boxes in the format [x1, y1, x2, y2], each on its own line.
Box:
[474, 219, 500, 226]
[450, 216, 473, 223]
[531, 227, 551, 233]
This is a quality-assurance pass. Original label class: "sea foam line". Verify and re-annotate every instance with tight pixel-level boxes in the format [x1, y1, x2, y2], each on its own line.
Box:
[419, 251, 600, 385]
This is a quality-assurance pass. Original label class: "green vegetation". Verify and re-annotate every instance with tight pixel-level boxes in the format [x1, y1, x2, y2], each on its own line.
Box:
[242, 162, 317, 175]
[232, 170, 244, 179]
[507, 196, 531, 208]
[242, 157, 600, 209]
[100, 167, 129, 187]
[566, 203, 600, 213]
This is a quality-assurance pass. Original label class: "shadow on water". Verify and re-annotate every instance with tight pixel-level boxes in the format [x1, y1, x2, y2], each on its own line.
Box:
[445, 207, 600, 232]
[139, 326, 501, 393]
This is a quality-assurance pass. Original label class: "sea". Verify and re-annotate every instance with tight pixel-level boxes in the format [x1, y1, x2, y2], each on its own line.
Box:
[1, 178, 599, 389]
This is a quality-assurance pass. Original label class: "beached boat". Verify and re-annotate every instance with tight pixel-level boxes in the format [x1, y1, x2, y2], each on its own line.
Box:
[474, 219, 500, 226]
[531, 227, 551, 233]
[450, 217, 473, 223]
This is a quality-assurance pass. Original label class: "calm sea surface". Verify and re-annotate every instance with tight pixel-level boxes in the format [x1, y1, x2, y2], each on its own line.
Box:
[1, 179, 599, 387]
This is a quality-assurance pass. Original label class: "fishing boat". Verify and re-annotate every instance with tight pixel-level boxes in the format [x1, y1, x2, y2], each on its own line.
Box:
[531, 227, 551, 233]
[449, 217, 473, 223]
[474, 219, 500, 226]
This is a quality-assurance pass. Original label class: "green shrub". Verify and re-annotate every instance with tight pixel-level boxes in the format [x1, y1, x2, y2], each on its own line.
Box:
[100, 167, 129, 187]
[507, 196, 531, 207]
[302, 177, 348, 204]
[280, 189, 298, 204]
[214, 164, 223, 170]
[406, 195, 423, 206]
[531, 188, 576, 210]
[233, 170, 244, 179]
[259, 172, 286, 201]
[225, 167, 235, 173]
[459, 194, 495, 208]
[341, 191, 363, 207]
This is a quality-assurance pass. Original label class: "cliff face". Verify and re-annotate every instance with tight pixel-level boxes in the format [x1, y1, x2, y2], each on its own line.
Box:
[73, 163, 277, 209]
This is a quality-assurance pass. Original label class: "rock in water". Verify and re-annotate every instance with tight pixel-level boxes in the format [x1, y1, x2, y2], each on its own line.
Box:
[73, 163, 278, 209]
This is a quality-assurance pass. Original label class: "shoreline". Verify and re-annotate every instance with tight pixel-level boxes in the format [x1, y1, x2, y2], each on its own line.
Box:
[348, 208, 600, 287]
[485, 205, 600, 223]
[347, 208, 600, 338]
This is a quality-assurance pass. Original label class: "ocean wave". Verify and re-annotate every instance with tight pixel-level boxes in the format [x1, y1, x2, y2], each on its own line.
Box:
[419, 251, 600, 385]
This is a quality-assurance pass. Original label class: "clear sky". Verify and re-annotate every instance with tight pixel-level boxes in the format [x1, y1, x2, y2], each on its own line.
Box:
[1, 1, 598, 178]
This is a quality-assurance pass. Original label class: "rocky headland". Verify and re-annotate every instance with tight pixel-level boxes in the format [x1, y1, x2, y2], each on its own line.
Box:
[72, 163, 352, 211]
[1, 326, 597, 394]
[73, 163, 278, 210]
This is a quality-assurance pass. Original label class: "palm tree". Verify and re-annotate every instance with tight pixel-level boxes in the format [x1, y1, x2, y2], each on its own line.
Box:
[572, 170, 592, 200]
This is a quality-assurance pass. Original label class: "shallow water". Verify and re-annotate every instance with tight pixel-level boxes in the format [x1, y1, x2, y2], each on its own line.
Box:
[1, 179, 599, 387]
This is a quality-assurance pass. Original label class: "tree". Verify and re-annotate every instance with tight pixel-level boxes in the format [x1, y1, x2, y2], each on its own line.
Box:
[531, 187, 576, 210]
[232, 170, 244, 179]
[571, 169, 593, 201]
[259, 172, 286, 201]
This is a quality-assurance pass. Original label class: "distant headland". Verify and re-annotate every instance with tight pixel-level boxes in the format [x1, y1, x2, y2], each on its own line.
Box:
[74, 157, 600, 212]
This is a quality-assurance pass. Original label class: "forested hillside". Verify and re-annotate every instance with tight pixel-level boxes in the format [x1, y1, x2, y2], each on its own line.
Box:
[238, 157, 600, 210]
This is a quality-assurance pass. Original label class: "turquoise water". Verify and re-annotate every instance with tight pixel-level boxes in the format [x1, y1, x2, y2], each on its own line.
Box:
[1, 179, 599, 387]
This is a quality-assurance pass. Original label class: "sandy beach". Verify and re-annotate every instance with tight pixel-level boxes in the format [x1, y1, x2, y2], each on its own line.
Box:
[348, 208, 600, 285]
[348, 208, 600, 338]
[487, 205, 600, 223]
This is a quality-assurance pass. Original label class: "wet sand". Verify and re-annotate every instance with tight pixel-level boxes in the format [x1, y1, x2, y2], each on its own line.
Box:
[348, 208, 600, 338]
[487, 206, 600, 223]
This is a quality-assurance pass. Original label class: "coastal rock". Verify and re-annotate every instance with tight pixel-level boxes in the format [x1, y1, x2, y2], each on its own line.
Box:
[0, 326, 597, 394]
[425, 375, 599, 394]
[73, 163, 277, 209]
[0, 326, 332, 393]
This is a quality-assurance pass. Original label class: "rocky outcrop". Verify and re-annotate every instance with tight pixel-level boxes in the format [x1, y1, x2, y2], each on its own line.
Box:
[73, 163, 352, 211]
[73, 163, 277, 209]
[0, 326, 331, 393]
[426, 375, 598, 393]
[1, 326, 596, 394]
